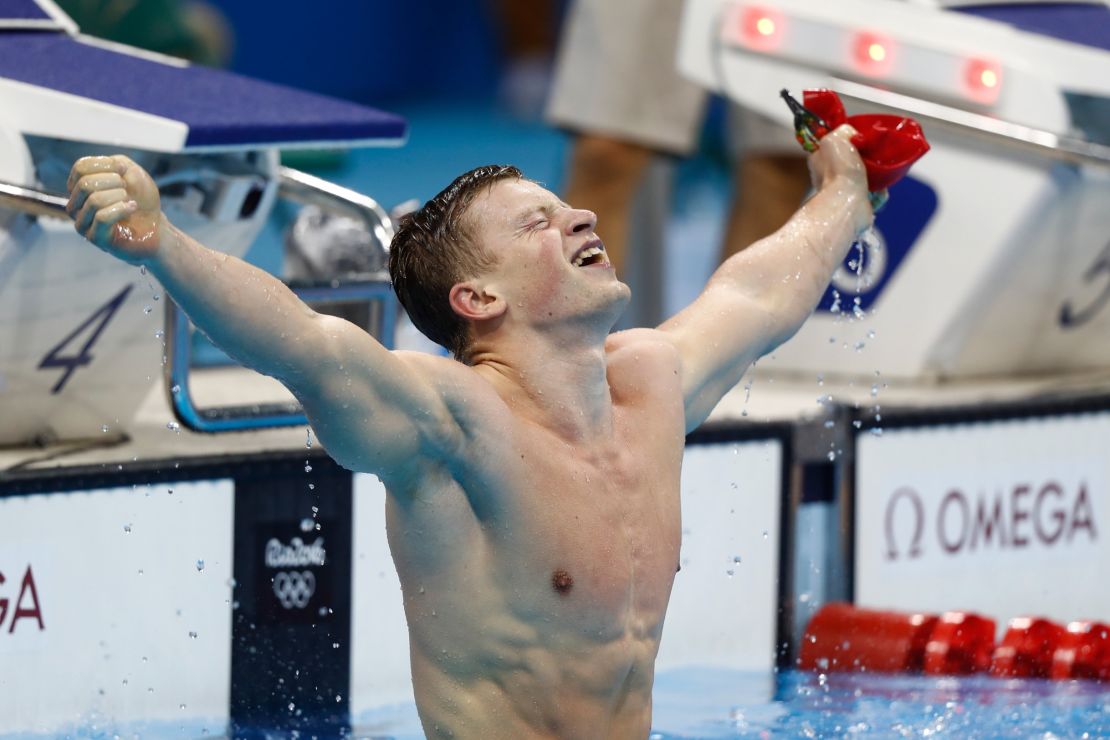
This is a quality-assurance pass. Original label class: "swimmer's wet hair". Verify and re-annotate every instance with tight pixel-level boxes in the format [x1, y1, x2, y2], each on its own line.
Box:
[389, 164, 523, 361]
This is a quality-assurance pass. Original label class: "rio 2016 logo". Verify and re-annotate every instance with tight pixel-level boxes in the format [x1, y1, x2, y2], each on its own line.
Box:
[272, 570, 316, 610]
[264, 536, 326, 611]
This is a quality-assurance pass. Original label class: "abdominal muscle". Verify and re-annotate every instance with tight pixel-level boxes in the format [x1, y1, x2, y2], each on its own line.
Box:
[384, 396, 684, 739]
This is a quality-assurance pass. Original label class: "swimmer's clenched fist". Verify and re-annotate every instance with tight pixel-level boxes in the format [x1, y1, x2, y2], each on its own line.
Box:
[66, 155, 164, 263]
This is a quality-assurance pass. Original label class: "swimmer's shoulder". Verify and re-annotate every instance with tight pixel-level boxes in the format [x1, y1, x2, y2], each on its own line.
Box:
[391, 348, 511, 425]
[605, 327, 681, 367]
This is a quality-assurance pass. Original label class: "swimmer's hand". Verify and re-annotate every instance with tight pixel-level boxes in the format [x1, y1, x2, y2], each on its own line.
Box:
[67, 155, 165, 264]
[806, 124, 877, 230]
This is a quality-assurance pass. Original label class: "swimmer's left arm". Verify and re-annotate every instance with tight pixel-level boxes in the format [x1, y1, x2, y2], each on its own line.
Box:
[657, 126, 873, 431]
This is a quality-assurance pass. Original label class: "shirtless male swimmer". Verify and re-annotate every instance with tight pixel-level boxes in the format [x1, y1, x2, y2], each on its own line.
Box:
[67, 125, 873, 739]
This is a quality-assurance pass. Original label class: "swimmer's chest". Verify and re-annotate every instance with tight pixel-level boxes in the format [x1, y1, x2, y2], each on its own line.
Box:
[495, 406, 685, 631]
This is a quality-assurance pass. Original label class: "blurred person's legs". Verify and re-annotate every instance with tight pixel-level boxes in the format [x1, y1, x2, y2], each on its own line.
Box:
[490, 0, 559, 117]
[721, 106, 811, 261]
[561, 135, 654, 275]
[547, 0, 707, 278]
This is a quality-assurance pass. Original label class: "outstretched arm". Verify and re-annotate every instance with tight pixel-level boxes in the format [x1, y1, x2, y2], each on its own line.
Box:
[66, 155, 462, 479]
[658, 126, 874, 431]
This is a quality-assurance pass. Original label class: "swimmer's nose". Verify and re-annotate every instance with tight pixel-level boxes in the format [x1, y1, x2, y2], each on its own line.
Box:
[565, 208, 596, 236]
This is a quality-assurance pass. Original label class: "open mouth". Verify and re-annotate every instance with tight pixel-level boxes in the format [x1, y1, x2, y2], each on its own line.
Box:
[571, 241, 608, 267]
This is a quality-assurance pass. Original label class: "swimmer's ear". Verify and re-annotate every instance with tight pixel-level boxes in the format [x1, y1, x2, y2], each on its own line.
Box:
[448, 281, 506, 322]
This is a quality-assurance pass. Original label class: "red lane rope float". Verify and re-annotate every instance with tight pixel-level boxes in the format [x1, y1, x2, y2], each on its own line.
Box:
[991, 617, 1067, 678]
[799, 602, 938, 673]
[801, 605, 1110, 682]
[923, 611, 996, 675]
[1051, 621, 1110, 681]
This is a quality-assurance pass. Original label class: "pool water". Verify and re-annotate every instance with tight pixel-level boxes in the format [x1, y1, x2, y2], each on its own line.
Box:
[18, 667, 1108, 738]
[350, 667, 1109, 739]
[649, 668, 1109, 739]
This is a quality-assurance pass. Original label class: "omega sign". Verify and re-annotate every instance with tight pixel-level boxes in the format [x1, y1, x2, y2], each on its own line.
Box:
[265, 536, 326, 610]
[884, 481, 1098, 559]
[0, 565, 45, 634]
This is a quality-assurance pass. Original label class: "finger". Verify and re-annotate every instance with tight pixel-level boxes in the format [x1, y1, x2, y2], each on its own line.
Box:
[67, 172, 125, 216]
[74, 188, 128, 234]
[66, 156, 123, 193]
[84, 199, 138, 246]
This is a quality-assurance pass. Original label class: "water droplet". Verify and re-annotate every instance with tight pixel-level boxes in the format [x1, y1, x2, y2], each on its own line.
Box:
[288, 702, 295, 712]
[137, 569, 144, 576]
[852, 420, 863, 429]
[732, 555, 743, 564]
[143, 305, 152, 315]
[139, 265, 147, 275]
[827, 451, 837, 461]
[871, 427, 884, 437]
[166, 421, 180, 432]
[762, 531, 769, 539]
[304, 462, 313, 473]
[195, 559, 205, 572]
[152, 293, 160, 301]
[726, 569, 734, 577]
[332, 642, 340, 649]
[123, 523, 132, 533]
[167, 488, 174, 495]
[300, 518, 314, 532]
[154, 329, 164, 339]
[101, 424, 110, 433]
[171, 384, 181, 394]
[305, 428, 313, 449]
[188, 631, 197, 639]
[335, 694, 342, 703]
[308, 483, 315, 491]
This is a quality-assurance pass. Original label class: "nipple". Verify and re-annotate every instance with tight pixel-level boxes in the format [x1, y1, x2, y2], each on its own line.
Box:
[551, 568, 574, 595]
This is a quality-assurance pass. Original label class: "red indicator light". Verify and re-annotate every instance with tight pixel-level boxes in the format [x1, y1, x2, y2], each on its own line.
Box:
[740, 6, 785, 51]
[964, 58, 1002, 104]
[852, 31, 894, 76]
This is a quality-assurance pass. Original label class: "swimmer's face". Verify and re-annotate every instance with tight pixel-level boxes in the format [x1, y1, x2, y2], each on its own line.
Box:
[463, 179, 630, 325]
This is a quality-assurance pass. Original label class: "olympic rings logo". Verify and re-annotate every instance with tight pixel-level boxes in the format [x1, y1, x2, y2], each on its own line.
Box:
[272, 570, 316, 609]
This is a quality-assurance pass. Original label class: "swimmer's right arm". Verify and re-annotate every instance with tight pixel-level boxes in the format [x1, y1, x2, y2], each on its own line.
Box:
[67, 155, 465, 479]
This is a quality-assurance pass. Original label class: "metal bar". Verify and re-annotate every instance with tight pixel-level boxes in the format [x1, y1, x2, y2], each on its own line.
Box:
[277, 166, 395, 260]
[165, 279, 397, 433]
[831, 78, 1110, 169]
[0, 181, 69, 219]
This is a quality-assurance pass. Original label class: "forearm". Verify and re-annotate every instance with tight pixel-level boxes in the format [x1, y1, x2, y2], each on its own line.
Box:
[149, 221, 326, 382]
[711, 174, 872, 342]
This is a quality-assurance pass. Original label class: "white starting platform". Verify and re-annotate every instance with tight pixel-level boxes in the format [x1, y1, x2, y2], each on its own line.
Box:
[679, 0, 1110, 649]
[678, 0, 1110, 422]
[0, 0, 405, 451]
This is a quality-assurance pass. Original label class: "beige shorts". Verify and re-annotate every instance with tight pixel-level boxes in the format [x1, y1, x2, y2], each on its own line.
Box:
[546, 0, 798, 157]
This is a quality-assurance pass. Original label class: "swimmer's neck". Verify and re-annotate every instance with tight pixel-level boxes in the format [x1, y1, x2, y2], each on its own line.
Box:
[469, 333, 614, 443]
